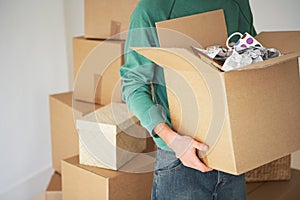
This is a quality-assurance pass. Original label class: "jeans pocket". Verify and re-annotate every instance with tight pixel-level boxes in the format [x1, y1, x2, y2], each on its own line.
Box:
[155, 158, 184, 176]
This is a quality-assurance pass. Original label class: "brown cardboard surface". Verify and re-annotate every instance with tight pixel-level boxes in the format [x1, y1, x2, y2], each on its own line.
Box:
[49, 92, 100, 173]
[73, 38, 123, 105]
[62, 155, 153, 200]
[224, 58, 300, 173]
[45, 172, 62, 200]
[156, 10, 228, 48]
[132, 10, 300, 175]
[73, 37, 103, 80]
[84, 0, 138, 39]
[255, 31, 300, 54]
[246, 169, 300, 200]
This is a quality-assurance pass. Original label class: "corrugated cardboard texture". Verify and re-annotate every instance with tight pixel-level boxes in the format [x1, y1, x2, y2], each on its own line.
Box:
[49, 92, 100, 173]
[62, 156, 153, 200]
[73, 39, 123, 105]
[45, 173, 62, 200]
[84, 0, 138, 39]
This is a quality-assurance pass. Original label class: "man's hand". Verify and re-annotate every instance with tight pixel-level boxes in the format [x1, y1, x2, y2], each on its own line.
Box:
[154, 123, 213, 172]
[168, 134, 213, 172]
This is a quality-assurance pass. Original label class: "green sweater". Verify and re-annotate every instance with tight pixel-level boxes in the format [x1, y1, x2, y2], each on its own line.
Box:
[120, 0, 256, 151]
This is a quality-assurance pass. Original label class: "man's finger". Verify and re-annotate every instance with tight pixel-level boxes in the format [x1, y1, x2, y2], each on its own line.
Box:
[193, 140, 209, 152]
[192, 157, 213, 172]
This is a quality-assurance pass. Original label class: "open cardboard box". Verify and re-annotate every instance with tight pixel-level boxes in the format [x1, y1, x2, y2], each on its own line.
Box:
[133, 10, 300, 175]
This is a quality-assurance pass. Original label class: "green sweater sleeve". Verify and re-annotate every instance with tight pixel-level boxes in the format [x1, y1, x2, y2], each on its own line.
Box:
[120, 1, 174, 136]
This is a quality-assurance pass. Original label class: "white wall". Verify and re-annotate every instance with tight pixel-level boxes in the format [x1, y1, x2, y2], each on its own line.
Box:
[0, 0, 69, 199]
[251, 0, 300, 32]
[0, 0, 299, 200]
[63, 0, 85, 88]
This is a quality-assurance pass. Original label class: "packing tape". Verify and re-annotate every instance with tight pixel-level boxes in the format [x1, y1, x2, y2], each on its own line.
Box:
[111, 20, 121, 39]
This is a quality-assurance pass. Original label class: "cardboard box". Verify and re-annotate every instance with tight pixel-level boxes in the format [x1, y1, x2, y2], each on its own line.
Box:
[77, 103, 147, 170]
[246, 169, 300, 200]
[73, 37, 103, 81]
[49, 92, 101, 173]
[73, 37, 123, 105]
[45, 173, 62, 200]
[133, 10, 300, 175]
[62, 155, 154, 200]
[84, 0, 138, 39]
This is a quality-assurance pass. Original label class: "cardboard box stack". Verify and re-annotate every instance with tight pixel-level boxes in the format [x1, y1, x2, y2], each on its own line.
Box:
[45, 2, 300, 199]
[46, 1, 155, 199]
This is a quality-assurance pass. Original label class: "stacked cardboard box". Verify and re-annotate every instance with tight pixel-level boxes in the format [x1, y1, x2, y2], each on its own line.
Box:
[84, 0, 139, 39]
[62, 155, 154, 200]
[49, 92, 101, 173]
[45, 173, 62, 200]
[46, 1, 156, 199]
[72, 37, 124, 105]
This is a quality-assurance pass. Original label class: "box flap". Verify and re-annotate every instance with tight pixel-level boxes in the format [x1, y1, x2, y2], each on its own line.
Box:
[156, 9, 228, 49]
[133, 47, 220, 74]
[255, 31, 300, 54]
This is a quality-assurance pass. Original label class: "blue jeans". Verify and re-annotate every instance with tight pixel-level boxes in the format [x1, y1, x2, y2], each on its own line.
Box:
[152, 148, 246, 200]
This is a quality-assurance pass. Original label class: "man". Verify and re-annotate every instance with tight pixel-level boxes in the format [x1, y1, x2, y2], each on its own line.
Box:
[120, 0, 256, 199]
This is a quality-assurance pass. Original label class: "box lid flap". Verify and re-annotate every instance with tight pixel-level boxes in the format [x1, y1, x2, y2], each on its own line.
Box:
[255, 31, 300, 54]
[133, 47, 220, 74]
[156, 9, 228, 48]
